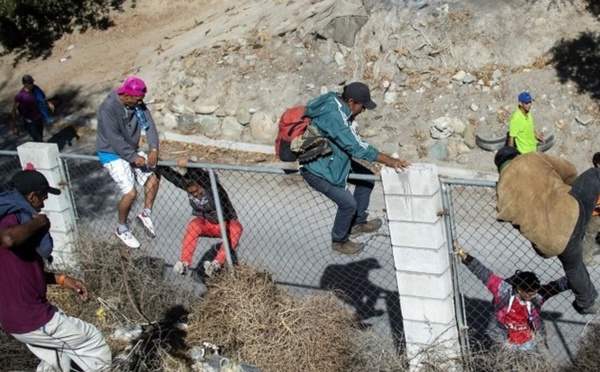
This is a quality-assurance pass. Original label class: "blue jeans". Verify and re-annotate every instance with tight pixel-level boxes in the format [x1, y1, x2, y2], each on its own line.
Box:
[561, 167, 600, 309]
[302, 161, 374, 242]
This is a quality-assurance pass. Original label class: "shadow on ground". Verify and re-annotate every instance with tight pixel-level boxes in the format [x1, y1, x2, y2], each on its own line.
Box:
[320, 258, 405, 354]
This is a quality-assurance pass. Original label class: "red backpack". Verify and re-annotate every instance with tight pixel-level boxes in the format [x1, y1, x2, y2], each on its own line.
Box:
[275, 106, 311, 162]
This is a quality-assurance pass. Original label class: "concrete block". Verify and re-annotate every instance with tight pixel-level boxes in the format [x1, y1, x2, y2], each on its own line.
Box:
[47, 209, 76, 234]
[400, 294, 455, 324]
[17, 142, 60, 169]
[393, 244, 450, 275]
[402, 319, 459, 345]
[385, 194, 442, 223]
[389, 219, 446, 248]
[43, 193, 71, 212]
[381, 164, 440, 197]
[50, 230, 76, 247]
[406, 341, 461, 371]
[396, 269, 453, 299]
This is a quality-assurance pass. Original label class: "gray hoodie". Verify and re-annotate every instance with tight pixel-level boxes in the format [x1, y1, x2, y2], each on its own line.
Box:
[96, 91, 159, 163]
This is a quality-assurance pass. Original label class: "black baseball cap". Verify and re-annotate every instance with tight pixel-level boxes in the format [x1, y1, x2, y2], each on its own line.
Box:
[11, 170, 61, 195]
[343, 82, 377, 110]
[22, 74, 35, 84]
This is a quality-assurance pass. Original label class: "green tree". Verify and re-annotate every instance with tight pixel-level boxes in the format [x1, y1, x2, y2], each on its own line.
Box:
[0, 0, 128, 60]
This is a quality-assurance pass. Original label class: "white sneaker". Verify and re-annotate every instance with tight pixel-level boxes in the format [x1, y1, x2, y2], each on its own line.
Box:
[115, 229, 140, 249]
[137, 212, 156, 238]
[203, 260, 221, 277]
[173, 261, 189, 276]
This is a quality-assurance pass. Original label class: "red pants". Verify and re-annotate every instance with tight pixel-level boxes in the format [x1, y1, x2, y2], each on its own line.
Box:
[181, 218, 243, 266]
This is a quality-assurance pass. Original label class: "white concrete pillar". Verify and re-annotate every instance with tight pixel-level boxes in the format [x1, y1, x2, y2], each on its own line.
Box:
[381, 164, 459, 370]
[17, 142, 77, 268]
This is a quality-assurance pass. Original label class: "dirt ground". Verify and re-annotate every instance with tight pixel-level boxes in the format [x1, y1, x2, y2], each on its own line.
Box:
[1, 0, 599, 174]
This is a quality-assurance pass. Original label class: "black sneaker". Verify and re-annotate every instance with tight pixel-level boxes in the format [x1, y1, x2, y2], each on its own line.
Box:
[332, 240, 365, 255]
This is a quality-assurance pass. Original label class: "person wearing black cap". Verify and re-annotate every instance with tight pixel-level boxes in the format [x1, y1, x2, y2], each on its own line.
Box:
[300, 82, 410, 255]
[455, 243, 568, 351]
[0, 170, 111, 371]
[495, 147, 600, 315]
[11, 74, 55, 142]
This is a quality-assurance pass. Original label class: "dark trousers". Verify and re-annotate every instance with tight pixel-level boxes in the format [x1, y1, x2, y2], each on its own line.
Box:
[23, 119, 44, 142]
[302, 160, 375, 242]
[559, 167, 600, 309]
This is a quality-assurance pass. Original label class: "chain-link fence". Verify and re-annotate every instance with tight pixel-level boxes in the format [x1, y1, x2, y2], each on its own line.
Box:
[442, 178, 596, 364]
[0, 150, 21, 190]
[54, 153, 404, 353]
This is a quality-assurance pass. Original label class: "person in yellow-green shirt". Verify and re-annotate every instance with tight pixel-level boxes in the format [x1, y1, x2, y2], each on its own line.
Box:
[507, 92, 544, 154]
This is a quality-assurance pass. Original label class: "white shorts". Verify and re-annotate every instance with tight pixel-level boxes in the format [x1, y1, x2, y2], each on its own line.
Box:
[103, 151, 154, 194]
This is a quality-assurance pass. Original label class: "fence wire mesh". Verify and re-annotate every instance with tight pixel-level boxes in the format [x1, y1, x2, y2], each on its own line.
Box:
[0, 151, 21, 191]
[56, 154, 404, 352]
[442, 179, 595, 365]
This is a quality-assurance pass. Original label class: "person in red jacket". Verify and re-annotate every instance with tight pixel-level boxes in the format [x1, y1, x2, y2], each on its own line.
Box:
[455, 243, 569, 351]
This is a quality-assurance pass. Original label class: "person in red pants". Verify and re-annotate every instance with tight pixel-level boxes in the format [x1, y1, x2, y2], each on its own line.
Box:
[157, 157, 242, 276]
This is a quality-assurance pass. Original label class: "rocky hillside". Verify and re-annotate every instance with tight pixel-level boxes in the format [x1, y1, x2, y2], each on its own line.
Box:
[2, 0, 599, 172]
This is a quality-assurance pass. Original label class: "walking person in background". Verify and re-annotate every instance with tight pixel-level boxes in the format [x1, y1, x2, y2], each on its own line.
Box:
[11, 74, 55, 142]
[454, 243, 569, 351]
[96, 76, 160, 249]
[158, 156, 242, 277]
[507, 91, 544, 154]
[301, 82, 409, 255]
[582, 152, 600, 266]
[0, 170, 111, 371]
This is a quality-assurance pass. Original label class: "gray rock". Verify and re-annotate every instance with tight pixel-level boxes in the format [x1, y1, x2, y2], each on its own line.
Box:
[457, 142, 472, 155]
[214, 108, 227, 117]
[384, 91, 398, 104]
[463, 123, 477, 149]
[193, 102, 219, 115]
[169, 101, 188, 115]
[321, 55, 333, 65]
[196, 114, 220, 136]
[428, 140, 449, 161]
[469, 103, 479, 112]
[224, 105, 237, 116]
[452, 71, 466, 81]
[221, 116, 244, 139]
[492, 69, 502, 80]
[450, 118, 466, 135]
[575, 115, 594, 126]
[430, 117, 454, 139]
[334, 52, 345, 66]
[396, 73, 409, 87]
[249, 111, 276, 141]
[178, 113, 196, 131]
[162, 112, 178, 130]
[181, 77, 194, 87]
[236, 108, 252, 126]
[462, 73, 476, 84]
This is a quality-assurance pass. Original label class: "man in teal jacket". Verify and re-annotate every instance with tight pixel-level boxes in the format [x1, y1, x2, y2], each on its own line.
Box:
[301, 82, 410, 255]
